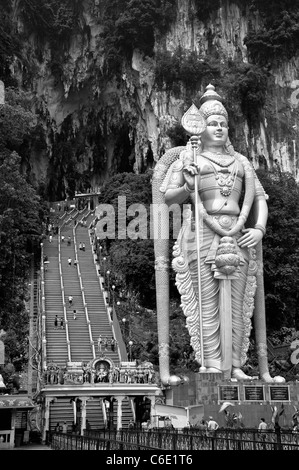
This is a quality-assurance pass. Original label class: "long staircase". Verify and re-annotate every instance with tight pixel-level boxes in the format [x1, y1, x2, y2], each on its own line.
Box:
[41, 205, 134, 431]
[60, 216, 94, 363]
[44, 228, 69, 368]
[75, 215, 120, 365]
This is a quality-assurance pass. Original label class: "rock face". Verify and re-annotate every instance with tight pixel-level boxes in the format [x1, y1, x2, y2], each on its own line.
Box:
[3, 0, 299, 198]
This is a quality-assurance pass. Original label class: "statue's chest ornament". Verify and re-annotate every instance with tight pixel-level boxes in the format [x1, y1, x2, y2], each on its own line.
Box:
[202, 152, 238, 198]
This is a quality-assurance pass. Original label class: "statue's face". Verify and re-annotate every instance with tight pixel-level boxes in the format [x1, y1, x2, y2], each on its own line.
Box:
[201, 114, 228, 148]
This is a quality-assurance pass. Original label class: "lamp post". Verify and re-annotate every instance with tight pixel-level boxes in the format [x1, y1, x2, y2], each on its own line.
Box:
[104, 399, 111, 430]
[112, 285, 115, 307]
[97, 237, 102, 265]
[128, 340, 133, 362]
[122, 317, 127, 341]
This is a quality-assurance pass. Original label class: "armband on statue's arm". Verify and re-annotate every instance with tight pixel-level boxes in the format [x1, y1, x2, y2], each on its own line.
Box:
[254, 224, 266, 236]
[163, 159, 193, 205]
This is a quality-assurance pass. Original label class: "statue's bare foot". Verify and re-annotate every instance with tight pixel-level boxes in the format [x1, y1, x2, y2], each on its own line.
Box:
[273, 375, 286, 383]
[261, 372, 286, 383]
[261, 372, 274, 383]
[206, 367, 222, 373]
[232, 368, 253, 381]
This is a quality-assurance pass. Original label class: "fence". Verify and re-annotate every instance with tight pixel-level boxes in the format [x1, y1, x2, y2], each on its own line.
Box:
[50, 427, 299, 451]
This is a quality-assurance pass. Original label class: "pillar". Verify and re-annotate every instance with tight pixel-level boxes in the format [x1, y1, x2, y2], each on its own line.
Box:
[79, 397, 92, 435]
[149, 396, 156, 427]
[115, 395, 125, 430]
[11, 409, 16, 449]
[42, 397, 53, 443]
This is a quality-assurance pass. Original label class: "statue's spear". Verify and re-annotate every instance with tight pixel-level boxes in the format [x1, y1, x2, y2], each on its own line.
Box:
[181, 104, 207, 372]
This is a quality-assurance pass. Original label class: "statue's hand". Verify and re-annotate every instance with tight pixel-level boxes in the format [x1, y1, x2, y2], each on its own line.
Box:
[183, 163, 200, 190]
[237, 228, 263, 248]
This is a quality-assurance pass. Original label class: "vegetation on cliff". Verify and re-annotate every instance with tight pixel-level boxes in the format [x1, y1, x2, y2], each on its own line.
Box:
[0, 88, 46, 374]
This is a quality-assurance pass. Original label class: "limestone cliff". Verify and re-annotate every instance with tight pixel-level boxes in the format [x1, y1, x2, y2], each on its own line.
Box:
[2, 0, 299, 199]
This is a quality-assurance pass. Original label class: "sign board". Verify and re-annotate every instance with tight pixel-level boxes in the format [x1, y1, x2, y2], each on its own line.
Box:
[269, 386, 290, 402]
[219, 385, 239, 401]
[244, 385, 265, 401]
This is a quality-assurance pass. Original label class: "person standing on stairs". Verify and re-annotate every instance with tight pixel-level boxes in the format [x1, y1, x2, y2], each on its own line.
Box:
[98, 335, 102, 352]
[60, 317, 64, 329]
[73, 309, 77, 320]
[54, 315, 58, 329]
[68, 295, 73, 307]
[68, 257, 72, 266]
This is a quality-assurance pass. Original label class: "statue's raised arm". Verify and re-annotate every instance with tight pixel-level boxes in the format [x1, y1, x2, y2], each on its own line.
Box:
[152, 84, 285, 386]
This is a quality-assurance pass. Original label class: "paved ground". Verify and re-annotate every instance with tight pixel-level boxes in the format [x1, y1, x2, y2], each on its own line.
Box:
[8, 444, 52, 451]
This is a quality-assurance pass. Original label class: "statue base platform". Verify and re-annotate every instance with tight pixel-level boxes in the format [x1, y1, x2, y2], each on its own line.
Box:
[166, 372, 299, 428]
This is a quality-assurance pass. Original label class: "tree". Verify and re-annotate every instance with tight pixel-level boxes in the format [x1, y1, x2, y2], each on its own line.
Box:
[257, 169, 299, 331]
[0, 88, 45, 369]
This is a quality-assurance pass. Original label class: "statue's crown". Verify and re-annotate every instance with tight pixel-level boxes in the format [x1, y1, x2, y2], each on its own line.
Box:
[199, 84, 228, 120]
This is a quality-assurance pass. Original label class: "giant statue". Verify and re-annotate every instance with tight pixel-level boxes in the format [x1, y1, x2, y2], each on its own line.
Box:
[152, 84, 284, 386]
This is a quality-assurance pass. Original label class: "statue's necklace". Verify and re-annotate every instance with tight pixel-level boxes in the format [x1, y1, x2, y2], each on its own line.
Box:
[201, 151, 236, 168]
[196, 151, 256, 237]
[201, 152, 238, 198]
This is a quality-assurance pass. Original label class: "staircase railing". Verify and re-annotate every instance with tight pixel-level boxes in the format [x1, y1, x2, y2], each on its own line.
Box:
[58, 226, 72, 362]
[73, 224, 96, 359]
[40, 241, 47, 370]
[88, 223, 126, 362]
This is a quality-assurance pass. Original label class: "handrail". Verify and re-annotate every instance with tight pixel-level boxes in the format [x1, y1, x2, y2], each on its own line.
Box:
[35, 271, 44, 394]
[58, 227, 72, 362]
[88, 225, 126, 362]
[73, 223, 96, 359]
[40, 241, 47, 370]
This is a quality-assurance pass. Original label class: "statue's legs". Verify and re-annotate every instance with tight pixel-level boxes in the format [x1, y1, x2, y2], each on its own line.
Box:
[188, 241, 250, 375]
[189, 259, 222, 370]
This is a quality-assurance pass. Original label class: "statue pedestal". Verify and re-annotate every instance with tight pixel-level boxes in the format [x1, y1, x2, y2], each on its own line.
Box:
[169, 372, 299, 428]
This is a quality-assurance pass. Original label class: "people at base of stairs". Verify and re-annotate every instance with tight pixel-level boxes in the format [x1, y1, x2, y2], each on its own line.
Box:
[55, 422, 62, 433]
[62, 421, 68, 433]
